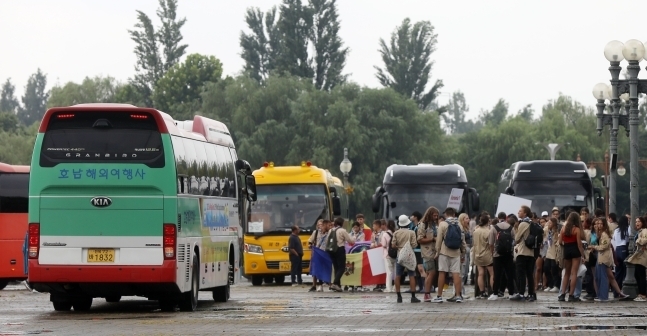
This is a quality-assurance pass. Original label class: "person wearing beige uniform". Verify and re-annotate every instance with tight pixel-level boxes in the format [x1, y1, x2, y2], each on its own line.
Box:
[392, 215, 420, 303]
[627, 216, 647, 301]
[510, 205, 537, 302]
[432, 208, 466, 303]
[418, 207, 440, 302]
[473, 213, 494, 299]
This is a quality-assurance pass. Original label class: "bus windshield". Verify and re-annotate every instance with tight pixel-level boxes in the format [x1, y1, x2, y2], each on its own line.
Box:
[249, 184, 328, 234]
[385, 184, 461, 217]
[0, 173, 28, 213]
[512, 180, 591, 214]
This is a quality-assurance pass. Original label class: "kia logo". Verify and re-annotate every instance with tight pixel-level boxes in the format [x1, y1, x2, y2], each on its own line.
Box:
[90, 197, 112, 208]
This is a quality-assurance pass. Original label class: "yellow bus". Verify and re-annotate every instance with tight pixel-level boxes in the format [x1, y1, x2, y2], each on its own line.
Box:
[244, 161, 345, 286]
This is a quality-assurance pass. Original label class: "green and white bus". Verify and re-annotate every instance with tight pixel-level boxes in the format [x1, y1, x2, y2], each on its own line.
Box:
[27, 104, 256, 312]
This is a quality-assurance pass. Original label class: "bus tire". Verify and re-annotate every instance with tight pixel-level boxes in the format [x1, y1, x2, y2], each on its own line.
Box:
[179, 254, 199, 312]
[251, 276, 263, 286]
[274, 276, 285, 284]
[72, 297, 93, 311]
[159, 300, 176, 312]
[0, 281, 8, 290]
[52, 301, 72, 311]
[105, 296, 121, 303]
[263, 276, 274, 284]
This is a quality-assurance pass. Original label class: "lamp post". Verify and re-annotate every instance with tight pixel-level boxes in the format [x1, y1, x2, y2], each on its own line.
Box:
[339, 148, 352, 219]
[595, 39, 647, 299]
[544, 143, 562, 160]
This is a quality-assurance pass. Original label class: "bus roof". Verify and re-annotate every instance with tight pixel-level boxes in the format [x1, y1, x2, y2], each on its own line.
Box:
[511, 160, 590, 181]
[39, 104, 233, 147]
[383, 164, 468, 185]
[0, 162, 29, 173]
[253, 164, 335, 185]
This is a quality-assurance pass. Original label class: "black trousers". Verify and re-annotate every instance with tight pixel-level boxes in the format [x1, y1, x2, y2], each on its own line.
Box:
[493, 254, 515, 295]
[543, 258, 561, 289]
[290, 255, 302, 284]
[516, 255, 536, 296]
[329, 248, 346, 286]
[636, 264, 647, 296]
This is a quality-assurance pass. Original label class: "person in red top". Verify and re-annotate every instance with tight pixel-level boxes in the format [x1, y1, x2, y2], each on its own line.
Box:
[557, 212, 585, 302]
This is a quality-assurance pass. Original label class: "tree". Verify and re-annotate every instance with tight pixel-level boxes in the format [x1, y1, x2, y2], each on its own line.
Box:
[518, 104, 534, 121]
[309, 0, 348, 90]
[129, 0, 187, 107]
[374, 18, 443, 109]
[48, 76, 122, 108]
[479, 98, 508, 126]
[275, 0, 313, 79]
[443, 91, 479, 134]
[0, 112, 19, 132]
[240, 7, 281, 83]
[0, 78, 19, 113]
[17, 69, 49, 126]
[153, 53, 223, 118]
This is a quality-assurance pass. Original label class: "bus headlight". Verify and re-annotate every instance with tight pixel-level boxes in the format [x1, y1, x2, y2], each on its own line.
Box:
[244, 244, 263, 254]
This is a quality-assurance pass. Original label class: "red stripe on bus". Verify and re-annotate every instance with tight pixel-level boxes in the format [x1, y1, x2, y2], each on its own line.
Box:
[28, 260, 177, 283]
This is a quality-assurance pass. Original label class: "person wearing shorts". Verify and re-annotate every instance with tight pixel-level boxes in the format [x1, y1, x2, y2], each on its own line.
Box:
[418, 206, 440, 302]
[432, 208, 466, 303]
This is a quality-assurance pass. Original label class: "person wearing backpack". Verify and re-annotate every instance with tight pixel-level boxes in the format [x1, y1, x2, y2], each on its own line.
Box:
[488, 212, 516, 300]
[432, 207, 466, 303]
[510, 205, 539, 302]
[380, 220, 397, 292]
[326, 217, 355, 292]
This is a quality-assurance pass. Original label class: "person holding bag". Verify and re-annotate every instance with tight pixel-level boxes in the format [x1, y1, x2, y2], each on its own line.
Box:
[392, 215, 420, 303]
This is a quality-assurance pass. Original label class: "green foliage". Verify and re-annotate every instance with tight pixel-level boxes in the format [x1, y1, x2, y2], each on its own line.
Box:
[443, 91, 480, 134]
[153, 54, 223, 118]
[0, 112, 19, 132]
[375, 18, 443, 110]
[275, 0, 313, 79]
[240, 6, 281, 83]
[128, 0, 187, 107]
[0, 124, 38, 165]
[17, 69, 49, 126]
[479, 98, 508, 126]
[48, 76, 122, 108]
[309, 0, 348, 90]
[0, 78, 19, 113]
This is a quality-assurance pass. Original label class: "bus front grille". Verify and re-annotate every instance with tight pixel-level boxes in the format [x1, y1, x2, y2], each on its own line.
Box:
[265, 261, 310, 269]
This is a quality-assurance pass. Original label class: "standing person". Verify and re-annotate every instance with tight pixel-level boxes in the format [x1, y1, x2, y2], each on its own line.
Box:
[308, 219, 331, 292]
[418, 207, 440, 302]
[432, 208, 466, 303]
[557, 212, 585, 302]
[307, 220, 324, 292]
[590, 217, 627, 301]
[580, 207, 590, 222]
[350, 222, 365, 241]
[552, 207, 561, 222]
[371, 220, 385, 292]
[410, 211, 424, 293]
[327, 217, 355, 292]
[535, 216, 548, 292]
[627, 216, 647, 301]
[392, 215, 420, 303]
[608, 213, 618, 236]
[543, 218, 561, 293]
[474, 213, 495, 299]
[460, 213, 473, 288]
[489, 212, 516, 299]
[510, 205, 538, 302]
[380, 220, 397, 293]
[288, 226, 304, 287]
[613, 215, 629, 291]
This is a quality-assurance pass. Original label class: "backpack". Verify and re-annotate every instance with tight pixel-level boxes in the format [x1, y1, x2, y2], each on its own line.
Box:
[444, 222, 462, 250]
[494, 225, 514, 255]
[524, 221, 544, 250]
[387, 232, 398, 259]
[326, 228, 339, 253]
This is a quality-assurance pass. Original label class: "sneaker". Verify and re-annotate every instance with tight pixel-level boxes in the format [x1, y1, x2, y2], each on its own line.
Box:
[634, 296, 646, 302]
[316, 285, 323, 292]
[331, 284, 343, 292]
[543, 287, 552, 292]
[528, 294, 536, 302]
[397, 296, 403, 303]
[558, 294, 565, 302]
[447, 296, 457, 302]
[583, 295, 595, 300]
[488, 294, 498, 301]
[344, 286, 349, 292]
[455, 296, 463, 303]
[423, 293, 431, 302]
[497, 292, 505, 298]
[594, 298, 608, 302]
[569, 296, 581, 302]
[411, 296, 421, 303]
[618, 292, 630, 300]
[292, 283, 298, 287]
[549, 287, 559, 293]
[431, 296, 443, 303]
[480, 293, 489, 299]
[308, 286, 316, 292]
[509, 294, 523, 301]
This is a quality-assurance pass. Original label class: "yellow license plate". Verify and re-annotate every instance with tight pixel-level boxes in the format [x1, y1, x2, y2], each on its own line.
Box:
[279, 261, 291, 271]
[87, 249, 115, 263]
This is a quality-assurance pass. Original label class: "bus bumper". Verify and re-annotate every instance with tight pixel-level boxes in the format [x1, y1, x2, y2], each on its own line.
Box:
[243, 253, 310, 275]
[28, 260, 176, 283]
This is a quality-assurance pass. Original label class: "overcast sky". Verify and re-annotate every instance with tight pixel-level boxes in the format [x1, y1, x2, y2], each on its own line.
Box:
[0, 0, 645, 120]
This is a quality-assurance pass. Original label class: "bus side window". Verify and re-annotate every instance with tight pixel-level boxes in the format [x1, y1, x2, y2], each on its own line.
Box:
[215, 145, 229, 197]
[182, 138, 198, 195]
[171, 136, 188, 194]
[225, 147, 237, 198]
[204, 143, 220, 196]
[193, 141, 209, 195]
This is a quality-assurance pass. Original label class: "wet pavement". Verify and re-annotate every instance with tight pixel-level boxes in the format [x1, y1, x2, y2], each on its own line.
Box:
[1, 280, 647, 335]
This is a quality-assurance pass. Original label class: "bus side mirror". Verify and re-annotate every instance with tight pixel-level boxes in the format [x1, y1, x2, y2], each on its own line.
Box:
[332, 196, 341, 216]
[245, 175, 257, 202]
[469, 188, 480, 212]
[505, 187, 515, 196]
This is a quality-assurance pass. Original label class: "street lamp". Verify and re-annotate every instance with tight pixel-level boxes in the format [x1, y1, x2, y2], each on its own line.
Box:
[339, 148, 352, 219]
[595, 39, 647, 299]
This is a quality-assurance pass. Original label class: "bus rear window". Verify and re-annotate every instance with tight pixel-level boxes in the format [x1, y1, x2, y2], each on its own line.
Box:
[0, 173, 28, 213]
[40, 112, 164, 168]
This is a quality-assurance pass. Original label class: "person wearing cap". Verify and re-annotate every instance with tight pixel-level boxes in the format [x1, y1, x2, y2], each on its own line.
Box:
[392, 215, 420, 303]
[551, 207, 560, 221]
[541, 211, 549, 218]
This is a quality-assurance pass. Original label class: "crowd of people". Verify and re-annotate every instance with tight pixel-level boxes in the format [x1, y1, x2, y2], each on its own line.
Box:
[302, 206, 647, 304]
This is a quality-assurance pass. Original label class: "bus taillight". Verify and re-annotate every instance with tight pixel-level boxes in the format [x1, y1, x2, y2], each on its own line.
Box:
[163, 224, 176, 260]
[28, 223, 40, 259]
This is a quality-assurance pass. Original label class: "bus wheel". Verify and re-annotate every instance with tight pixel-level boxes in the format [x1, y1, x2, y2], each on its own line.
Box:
[0, 281, 8, 290]
[251, 276, 263, 286]
[159, 300, 176, 312]
[105, 296, 121, 303]
[179, 254, 199, 312]
[263, 276, 274, 284]
[72, 297, 93, 312]
[274, 276, 285, 285]
[52, 301, 72, 311]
